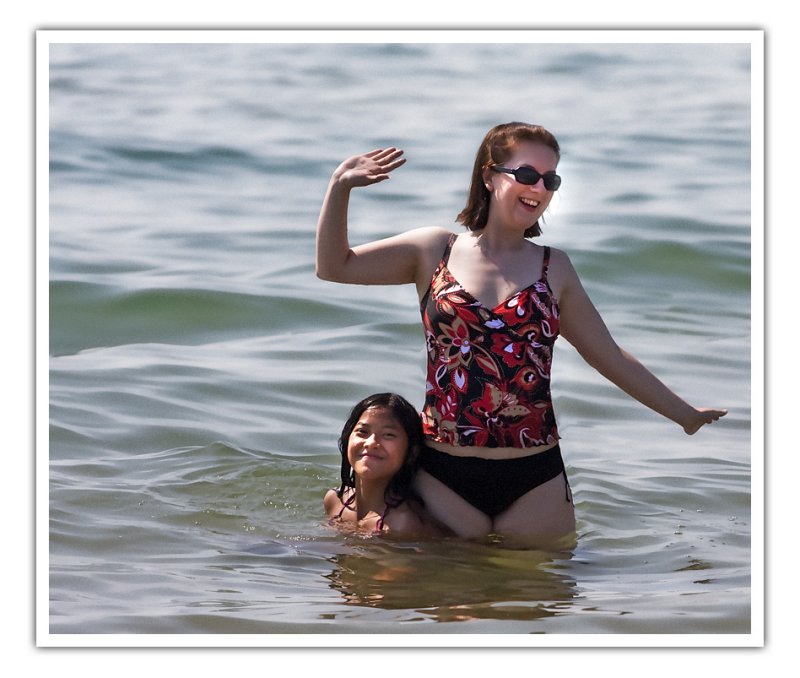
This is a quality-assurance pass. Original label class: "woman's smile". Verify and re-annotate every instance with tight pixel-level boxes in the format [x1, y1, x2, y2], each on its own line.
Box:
[519, 197, 541, 210]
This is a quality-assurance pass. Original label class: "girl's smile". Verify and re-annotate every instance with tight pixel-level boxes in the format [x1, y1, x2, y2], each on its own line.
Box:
[347, 406, 408, 481]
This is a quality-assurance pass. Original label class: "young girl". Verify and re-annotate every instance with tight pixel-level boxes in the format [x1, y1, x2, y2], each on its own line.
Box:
[325, 393, 445, 538]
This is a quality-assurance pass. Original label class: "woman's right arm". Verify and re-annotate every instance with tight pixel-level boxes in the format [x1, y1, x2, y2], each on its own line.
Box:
[553, 249, 727, 435]
[316, 148, 446, 287]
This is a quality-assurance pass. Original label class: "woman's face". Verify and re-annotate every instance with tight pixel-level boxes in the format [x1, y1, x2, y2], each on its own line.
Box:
[483, 140, 559, 231]
[346, 407, 409, 483]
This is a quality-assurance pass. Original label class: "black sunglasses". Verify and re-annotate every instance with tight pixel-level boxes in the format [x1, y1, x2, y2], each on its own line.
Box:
[491, 165, 561, 191]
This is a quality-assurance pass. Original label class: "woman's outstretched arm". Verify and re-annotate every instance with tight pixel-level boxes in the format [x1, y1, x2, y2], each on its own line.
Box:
[553, 249, 727, 435]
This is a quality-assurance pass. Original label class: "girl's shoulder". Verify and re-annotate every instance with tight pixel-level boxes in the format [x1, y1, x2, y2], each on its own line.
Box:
[323, 488, 347, 518]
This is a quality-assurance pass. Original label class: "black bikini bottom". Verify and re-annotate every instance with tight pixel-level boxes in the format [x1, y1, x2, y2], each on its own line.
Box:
[419, 443, 570, 518]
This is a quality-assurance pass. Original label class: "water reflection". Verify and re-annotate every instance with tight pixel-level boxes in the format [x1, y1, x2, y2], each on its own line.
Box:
[323, 538, 579, 623]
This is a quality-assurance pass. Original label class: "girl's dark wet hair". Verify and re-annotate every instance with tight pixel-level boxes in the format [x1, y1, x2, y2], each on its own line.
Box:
[337, 392, 424, 508]
[457, 121, 561, 239]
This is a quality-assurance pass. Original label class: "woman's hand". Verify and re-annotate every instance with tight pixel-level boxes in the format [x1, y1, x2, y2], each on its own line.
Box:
[316, 145, 445, 286]
[332, 148, 406, 189]
[682, 407, 728, 435]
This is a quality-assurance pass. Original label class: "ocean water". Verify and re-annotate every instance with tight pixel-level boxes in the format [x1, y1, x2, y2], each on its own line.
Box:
[43, 34, 757, 641]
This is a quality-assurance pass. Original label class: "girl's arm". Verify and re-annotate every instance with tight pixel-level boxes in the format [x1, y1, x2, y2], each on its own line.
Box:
[553, 250, 727, 435]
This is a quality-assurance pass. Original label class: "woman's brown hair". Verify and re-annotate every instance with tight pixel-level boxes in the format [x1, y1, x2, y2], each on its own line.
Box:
[456, 122, 561, 238]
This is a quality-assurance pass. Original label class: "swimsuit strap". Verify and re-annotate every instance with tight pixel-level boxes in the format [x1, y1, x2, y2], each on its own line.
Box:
[375, 504, 391, 532]
[420, 233, 458, 311]
[541, 246, 551, 281]
[441, 232, 457, 266]
[336, 490, 355, 519]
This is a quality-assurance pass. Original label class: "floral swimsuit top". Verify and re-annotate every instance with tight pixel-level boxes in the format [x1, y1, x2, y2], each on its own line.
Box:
[420, 234, 560, 448]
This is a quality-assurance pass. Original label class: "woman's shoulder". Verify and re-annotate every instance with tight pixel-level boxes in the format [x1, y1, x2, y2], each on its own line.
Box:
[541, 244, 570, 262]
[403, 226, 455, 249]
[543, 244, 578, 274]
[401, 227, 458, 293]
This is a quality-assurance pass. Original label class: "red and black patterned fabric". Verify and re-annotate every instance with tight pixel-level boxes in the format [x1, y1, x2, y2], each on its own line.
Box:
[420, 234, 560, 448]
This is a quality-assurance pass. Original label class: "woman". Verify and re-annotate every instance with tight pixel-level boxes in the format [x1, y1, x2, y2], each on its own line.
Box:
[316, 122, 727, 542]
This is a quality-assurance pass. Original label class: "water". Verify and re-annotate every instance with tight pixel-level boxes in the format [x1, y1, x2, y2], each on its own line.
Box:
[43, 34, 756, 641]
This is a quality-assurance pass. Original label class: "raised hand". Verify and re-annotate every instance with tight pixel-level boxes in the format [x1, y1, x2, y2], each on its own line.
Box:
[332, 148, 406, 189]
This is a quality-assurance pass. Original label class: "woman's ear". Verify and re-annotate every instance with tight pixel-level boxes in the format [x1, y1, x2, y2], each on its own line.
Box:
[481, 166, 494, 191]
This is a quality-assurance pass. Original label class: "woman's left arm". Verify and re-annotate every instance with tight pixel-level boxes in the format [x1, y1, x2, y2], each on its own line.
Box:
[552, 250, 727, 435]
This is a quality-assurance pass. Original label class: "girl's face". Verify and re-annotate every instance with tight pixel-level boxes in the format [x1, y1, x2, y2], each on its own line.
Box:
[483, 140, 559, 230]
[347, 406, 409, 483]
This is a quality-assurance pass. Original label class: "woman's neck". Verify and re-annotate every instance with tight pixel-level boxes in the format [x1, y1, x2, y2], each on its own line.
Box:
[474, 221, 529, 253]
